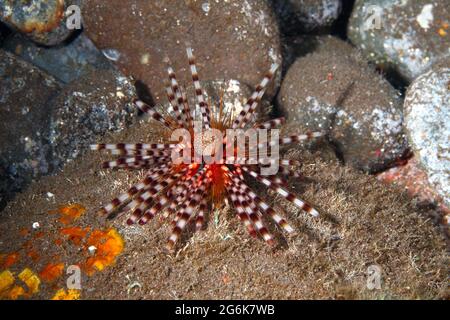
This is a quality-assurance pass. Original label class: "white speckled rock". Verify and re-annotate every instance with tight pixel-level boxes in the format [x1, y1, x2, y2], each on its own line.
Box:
[348, 0, 450, 83]
[404, 67, 450, 206]
[278, 36, 408, 173]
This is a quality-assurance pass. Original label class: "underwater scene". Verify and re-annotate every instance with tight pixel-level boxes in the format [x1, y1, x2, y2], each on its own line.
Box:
[0, 0, 448, 302]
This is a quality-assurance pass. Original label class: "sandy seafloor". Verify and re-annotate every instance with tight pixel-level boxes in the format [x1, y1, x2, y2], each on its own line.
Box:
[0, 119, 448, 300]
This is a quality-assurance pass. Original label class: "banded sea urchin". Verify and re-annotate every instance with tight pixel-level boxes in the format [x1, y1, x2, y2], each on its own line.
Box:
[91, 48, 324, 250]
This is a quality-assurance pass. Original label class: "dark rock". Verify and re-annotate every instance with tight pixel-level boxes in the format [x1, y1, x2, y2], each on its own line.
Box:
[0, 50, 62, 209]
[3, 33, 111, 84]
[82, 0, 282, 104]
[47, 69, 137, 169]
[404, 67, 450, 207]
[0, 0, 82, 46]
[348, 0, 450, 83]
[271, 0, 342, 34]
[278, 36, 407, 173]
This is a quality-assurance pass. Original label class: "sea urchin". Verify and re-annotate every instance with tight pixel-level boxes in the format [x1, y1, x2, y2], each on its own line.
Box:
[91, 47, 323, 250]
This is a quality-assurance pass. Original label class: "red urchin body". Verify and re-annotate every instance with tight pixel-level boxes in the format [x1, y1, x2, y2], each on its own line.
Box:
[91, 47, 323, 250]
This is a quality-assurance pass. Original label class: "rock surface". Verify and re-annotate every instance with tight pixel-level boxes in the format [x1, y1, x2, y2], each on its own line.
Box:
[278, 36, 408, 172]
[348, 0, 450, 83]
[3, 33, 111, 84]
[404, 67, 450, 207]
[271, 0, 342, 34]
[47, 69, 137, 169]
[0, 0, 82, 46]
[0, 50, 62, 209]
[82, 0, 282, 103]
